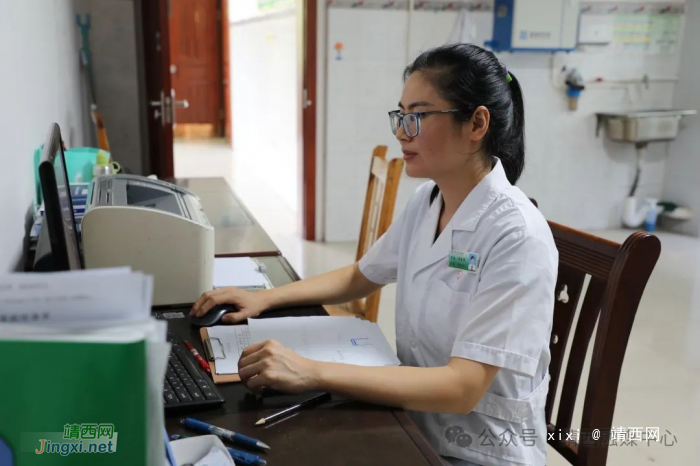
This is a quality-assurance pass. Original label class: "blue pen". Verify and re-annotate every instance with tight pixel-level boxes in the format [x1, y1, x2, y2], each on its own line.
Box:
[164, 428, 177, 466]
[228, 447, 267, 466]
[181, 418, 271, 451]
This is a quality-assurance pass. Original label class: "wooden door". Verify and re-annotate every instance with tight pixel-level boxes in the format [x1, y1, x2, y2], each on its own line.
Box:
[141, 0, 174, 178]
[302, 0, 317, 240]
[169, 0, 223, 138]
[221, 0, 231, 144]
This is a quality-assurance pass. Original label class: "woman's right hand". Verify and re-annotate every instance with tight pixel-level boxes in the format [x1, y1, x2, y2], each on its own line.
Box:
[190, 287, 271, 324]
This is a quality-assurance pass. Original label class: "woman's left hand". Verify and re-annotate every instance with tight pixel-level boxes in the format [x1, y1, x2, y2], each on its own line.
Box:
[238, 340, 321, 394]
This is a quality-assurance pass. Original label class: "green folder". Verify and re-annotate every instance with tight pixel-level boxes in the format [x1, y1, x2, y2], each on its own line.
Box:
[0, 339, 149, 466]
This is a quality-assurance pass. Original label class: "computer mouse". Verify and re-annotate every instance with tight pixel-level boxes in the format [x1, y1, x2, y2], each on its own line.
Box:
[190, 304, 237, 327]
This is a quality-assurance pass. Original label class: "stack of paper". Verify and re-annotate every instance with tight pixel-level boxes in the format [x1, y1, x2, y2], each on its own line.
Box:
[0, 268, 168, 466]
[0, 267, 152, 326]
[213, 257, 271, 289]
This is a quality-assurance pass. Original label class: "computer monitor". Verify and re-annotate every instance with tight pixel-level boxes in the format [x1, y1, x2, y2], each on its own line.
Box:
[37, 123, 83, 271]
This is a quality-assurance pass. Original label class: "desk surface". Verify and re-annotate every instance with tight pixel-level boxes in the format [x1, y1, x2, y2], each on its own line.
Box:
[162, 255, 443, 466]
[171, 177, 280, 257]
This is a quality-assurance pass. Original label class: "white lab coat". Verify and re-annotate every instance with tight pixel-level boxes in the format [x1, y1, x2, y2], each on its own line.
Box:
[359, 160, 558, 466]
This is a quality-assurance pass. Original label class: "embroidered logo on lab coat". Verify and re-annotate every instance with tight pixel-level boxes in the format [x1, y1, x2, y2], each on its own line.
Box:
[448, 250, 479, 273]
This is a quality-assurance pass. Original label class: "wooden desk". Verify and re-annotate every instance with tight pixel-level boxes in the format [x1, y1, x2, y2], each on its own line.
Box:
[161, 255, 443, 466]
[171, 177, 280, 257]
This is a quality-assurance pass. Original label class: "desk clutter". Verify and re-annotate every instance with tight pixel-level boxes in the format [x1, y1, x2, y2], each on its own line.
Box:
[0, 268, 271, 466]
[14, 122, 436, 465]
[32, 182, 89, 238]
[0, 268, 170, 465]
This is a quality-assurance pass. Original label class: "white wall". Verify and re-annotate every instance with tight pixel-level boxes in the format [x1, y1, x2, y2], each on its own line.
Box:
[0, 0, 86, 271]
[230, 1, 301, 216]
[662, 1, 700, 236]
[323, 5, 685, 241]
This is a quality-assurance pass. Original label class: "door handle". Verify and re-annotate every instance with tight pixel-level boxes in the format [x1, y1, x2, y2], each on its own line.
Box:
[151, 90, 188, 127]
[303, 88, 312, 109]
[170, 89, 189, 127]
[150, 90, 171, 126]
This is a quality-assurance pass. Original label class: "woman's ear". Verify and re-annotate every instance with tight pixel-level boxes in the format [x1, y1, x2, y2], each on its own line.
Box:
[468, 106, 490, 142]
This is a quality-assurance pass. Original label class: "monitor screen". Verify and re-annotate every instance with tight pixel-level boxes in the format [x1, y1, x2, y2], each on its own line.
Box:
[38, 123, 83, 271]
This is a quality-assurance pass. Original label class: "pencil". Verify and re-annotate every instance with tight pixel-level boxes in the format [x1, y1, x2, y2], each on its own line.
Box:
[255, 392, 332, 426]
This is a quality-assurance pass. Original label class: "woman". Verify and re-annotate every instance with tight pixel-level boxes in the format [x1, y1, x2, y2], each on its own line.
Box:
[191, 44, 558, 466]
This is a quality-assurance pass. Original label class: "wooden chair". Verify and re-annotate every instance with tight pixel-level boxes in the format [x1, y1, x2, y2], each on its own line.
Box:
[545, 221, 661, 465]
[326, 145, 404, 323]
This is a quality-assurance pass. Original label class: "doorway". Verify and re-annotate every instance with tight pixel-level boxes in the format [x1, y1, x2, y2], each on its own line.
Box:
[140, 0, 316, 240]
[169, 0, 228, 140]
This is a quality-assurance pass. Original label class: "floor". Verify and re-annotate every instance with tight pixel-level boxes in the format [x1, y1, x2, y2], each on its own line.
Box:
[175, 139, 700, 465]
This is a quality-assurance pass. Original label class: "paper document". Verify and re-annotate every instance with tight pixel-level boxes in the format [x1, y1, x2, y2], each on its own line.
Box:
[206, 325, 252, 375]
[249, 316, 400, 367]
[213, 257, 271, 289]
[0, 268, 152, 326]
[195, 446, 233, 466]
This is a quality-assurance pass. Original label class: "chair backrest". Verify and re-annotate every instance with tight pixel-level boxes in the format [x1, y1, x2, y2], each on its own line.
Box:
[546, 221, 661, 465]
[355, 145, 404, 322]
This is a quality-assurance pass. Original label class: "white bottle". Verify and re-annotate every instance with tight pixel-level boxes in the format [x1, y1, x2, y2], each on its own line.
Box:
[644, 198, 658, 232]
[92, 150, 113, 180]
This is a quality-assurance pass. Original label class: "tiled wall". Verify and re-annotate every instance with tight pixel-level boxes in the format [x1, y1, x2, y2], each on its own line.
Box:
[323, 2, 688, 241]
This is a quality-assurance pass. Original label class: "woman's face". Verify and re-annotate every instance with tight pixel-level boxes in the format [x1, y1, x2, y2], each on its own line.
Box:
[396, 72, 485, 180]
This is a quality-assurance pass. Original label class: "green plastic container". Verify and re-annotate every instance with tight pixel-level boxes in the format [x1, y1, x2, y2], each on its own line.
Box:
[33, 147, 110, 205]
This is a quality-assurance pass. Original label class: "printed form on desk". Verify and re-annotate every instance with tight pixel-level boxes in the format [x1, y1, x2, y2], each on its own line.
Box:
[204, 317, 399, 375]
[206, 325, 251, 375]
[250, 316, 400, 366]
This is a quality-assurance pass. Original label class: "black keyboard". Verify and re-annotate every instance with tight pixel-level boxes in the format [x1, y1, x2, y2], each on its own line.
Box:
[165, 331, 225, 411]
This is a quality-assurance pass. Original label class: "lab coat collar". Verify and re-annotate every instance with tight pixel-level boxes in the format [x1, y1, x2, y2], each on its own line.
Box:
[409, 159, 510, 278]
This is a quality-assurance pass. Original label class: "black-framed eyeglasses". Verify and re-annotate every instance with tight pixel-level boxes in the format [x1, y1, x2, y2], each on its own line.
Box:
[388, 109, 460, 137]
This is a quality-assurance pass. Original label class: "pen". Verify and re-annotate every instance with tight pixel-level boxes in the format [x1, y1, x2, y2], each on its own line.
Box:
[254, 392, 332, 426]
[228, 447, 267, 466]
[164, 428, 176, 466]
[181, 418, 271, 451]
[184, 340, 211, 374]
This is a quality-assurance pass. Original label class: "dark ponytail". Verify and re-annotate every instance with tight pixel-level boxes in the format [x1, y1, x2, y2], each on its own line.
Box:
[403, 44, 526, 184]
